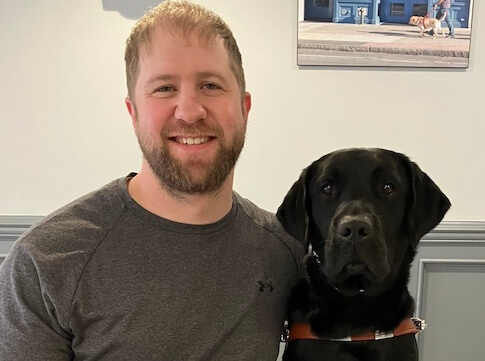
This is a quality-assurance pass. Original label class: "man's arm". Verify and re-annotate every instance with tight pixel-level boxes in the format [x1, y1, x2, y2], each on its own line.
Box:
[433, 0, 445, 9]
[0, 245, 72, 360]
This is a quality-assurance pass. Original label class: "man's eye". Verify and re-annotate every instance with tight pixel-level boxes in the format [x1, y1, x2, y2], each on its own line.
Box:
[202, 83, 220, 90]
[156, 85, 175, 92]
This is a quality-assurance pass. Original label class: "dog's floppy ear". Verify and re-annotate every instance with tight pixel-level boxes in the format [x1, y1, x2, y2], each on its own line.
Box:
[405, 160, 451, 248]
[276, 165, 314, 252]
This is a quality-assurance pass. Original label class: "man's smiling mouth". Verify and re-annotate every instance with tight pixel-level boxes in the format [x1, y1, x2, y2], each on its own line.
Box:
[173, 136, 212, 145]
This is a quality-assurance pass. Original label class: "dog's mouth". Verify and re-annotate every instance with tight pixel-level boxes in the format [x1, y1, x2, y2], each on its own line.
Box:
[332, 261, 374, 280]
[343, 262, 368, 275]
[330, 262, 379, 296]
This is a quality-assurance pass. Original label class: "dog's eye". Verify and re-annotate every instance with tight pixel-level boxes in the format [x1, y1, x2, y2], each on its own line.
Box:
[383, 183, 395, 195]
[321, 184, 335, 196]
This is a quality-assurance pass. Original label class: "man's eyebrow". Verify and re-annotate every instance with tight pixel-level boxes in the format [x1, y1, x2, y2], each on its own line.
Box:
[196, 71, 227, 81]
[145, 71, 229, 87]
[146, 74, 177, 85]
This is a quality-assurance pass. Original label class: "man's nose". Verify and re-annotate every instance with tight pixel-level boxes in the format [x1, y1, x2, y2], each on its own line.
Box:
[174, 89, 207, 123]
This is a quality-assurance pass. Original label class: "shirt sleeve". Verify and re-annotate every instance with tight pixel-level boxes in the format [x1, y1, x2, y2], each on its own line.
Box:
[0, 243, 73, 360]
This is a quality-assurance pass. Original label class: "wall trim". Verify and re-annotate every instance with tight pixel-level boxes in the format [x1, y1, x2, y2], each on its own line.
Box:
[415, 258, 485, 319]
[0, 215, 43, 242]
[422, 221, 485, 242]
[1, 217, 485, 243]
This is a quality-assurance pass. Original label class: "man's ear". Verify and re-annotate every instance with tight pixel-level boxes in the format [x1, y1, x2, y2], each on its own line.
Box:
[125, 96, 137, 127]
[276, 164, 314, 252]
[405, 160, 451, 248]
[242, 92, 251, 122]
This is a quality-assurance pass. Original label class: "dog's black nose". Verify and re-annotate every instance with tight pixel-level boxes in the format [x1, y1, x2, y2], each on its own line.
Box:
[338, 215, 373, 242]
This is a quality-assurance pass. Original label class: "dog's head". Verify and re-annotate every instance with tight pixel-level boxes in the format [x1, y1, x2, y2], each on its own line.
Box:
[409, 16, 422, 25]
[277, 148, 450, 297]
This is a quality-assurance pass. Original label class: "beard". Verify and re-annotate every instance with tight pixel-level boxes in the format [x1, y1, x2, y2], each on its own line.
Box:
[135, 119, 246, 198]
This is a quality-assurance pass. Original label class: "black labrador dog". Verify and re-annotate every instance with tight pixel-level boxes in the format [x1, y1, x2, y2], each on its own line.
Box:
[277, 148, 450, 361]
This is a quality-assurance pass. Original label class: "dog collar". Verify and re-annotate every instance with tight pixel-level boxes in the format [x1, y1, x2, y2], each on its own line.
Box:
[286, 318, 426, 342]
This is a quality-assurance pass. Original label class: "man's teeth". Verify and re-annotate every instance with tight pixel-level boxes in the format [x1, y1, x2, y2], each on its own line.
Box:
[176, 137, 210, 145]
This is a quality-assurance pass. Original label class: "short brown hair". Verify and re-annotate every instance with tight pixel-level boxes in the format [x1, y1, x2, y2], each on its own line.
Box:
[124, 0, 246, 100]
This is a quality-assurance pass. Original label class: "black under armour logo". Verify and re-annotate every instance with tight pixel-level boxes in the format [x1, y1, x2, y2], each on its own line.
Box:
[258, 280, 274, 292]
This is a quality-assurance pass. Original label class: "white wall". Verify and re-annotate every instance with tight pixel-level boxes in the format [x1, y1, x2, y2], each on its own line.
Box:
[1, 0, 484, 221]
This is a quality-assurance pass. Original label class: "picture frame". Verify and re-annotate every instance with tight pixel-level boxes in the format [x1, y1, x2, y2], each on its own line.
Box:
[297, 0, 474, 68]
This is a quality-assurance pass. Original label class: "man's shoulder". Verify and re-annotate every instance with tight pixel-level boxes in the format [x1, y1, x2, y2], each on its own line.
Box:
[234, 192, 279, 230]
[233, 192, 304, 254]
[16, 177, 128, 254]
[0, 177, 133, 331]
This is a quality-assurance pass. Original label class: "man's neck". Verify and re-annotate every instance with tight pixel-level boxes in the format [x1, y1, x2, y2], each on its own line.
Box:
[127, 168, 235, 225]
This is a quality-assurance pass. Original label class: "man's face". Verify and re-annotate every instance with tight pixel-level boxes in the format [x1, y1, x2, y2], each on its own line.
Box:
[126, 27, 251, 196]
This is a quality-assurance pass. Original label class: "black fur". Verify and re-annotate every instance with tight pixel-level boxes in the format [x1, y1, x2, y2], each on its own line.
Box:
[277, 148, 451, 361]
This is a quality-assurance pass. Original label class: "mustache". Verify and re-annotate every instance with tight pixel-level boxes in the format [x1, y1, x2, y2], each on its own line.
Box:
[161, 121, 223, 138]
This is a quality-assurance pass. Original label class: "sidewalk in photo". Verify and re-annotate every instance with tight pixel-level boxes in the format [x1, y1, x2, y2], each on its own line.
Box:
[298, 22, 471, 58]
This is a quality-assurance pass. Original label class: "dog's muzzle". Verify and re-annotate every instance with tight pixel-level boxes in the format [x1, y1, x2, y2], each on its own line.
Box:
[322, 202, 390, 295]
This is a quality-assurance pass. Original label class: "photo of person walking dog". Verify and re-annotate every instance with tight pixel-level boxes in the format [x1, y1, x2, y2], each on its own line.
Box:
[297, 0, 474, 68]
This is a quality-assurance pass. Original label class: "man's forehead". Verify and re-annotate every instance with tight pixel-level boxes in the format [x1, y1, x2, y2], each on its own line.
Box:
[137, 27, 232, 77]
[141, 25, 222, 54]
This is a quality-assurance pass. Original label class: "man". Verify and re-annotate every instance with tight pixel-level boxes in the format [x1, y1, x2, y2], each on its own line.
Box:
[0, 1, 303, 360]
[434, 0, 455, 38]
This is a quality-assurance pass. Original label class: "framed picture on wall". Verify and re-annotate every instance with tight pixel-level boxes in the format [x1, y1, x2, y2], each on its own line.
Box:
[297, 0, 474, 68]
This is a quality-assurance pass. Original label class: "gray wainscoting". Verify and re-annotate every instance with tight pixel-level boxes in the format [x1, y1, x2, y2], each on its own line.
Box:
[0, 215, 43, 264]
[409, 221, 485, 361]
[1, 216, 485, 360]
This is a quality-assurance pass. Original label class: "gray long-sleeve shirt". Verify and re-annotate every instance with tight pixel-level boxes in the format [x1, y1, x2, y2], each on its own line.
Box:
[0, 174, 303, 360]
